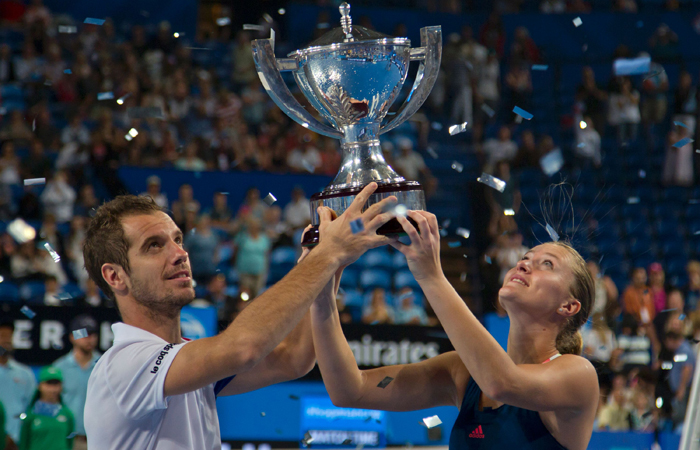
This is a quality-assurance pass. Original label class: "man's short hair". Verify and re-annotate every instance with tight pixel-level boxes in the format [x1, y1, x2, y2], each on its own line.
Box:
[83, 195, 164, 302]
[0, 320, 14, 333]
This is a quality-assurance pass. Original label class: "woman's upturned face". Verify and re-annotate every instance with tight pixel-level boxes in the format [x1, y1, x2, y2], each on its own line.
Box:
[499, 243, 577, 317]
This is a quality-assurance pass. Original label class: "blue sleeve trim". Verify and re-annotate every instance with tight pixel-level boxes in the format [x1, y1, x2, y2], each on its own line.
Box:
[214, 375, 235, 396]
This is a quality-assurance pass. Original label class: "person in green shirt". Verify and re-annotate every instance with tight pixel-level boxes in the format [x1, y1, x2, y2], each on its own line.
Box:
[18, 367, 74, 450]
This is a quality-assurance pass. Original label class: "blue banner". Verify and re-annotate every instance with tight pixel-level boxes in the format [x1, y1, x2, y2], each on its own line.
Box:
[300, 396, 387, 447]
[180, 305, 217, 340]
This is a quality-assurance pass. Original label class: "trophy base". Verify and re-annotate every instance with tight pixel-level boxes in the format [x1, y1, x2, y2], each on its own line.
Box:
[301, 180, 426, 247]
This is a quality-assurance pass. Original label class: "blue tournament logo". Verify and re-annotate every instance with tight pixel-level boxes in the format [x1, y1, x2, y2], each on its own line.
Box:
[180, 311, 207, 340]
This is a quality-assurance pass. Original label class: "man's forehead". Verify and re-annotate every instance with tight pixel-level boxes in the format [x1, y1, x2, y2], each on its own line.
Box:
[122, 212, 179, 244]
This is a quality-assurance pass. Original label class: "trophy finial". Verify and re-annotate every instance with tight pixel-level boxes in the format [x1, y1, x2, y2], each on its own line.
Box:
[339, 2, 353, 42]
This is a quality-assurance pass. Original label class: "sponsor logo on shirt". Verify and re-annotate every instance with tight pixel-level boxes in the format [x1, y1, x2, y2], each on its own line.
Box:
[468, 425, 485, 439]
[150, 343, 174, 374]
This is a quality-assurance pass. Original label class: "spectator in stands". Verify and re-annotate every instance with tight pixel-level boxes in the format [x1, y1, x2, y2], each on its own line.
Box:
[0, 44, 16, 83]
[264, 205, 292, 248]
[170, 183, 200, 230]
[655, 288, 687, 339]
[336, 290, 354, 324]
[318, 138, 342, 176]
[40, 170, 76, 224]
[664, 330, 696, 426]
[504, 62, 533, 114]
[203, 273, 237, 322]
[0, 141, 21, 187]
[583, 313, 617, 385]
[60, 114, 90, 146]
[21, 139, 51, 182]
[13, 42, 42, 83]
[648, 262, 667, 314]
[613, 0, 638, 12]
[685, 261, 700, 313]
[663, 128, 694, 187]
[233, 217, 270, 298]
[393, 137, 437, 195]
[509, 27, 540, 64]
[72, 185, 98, 218]
[18, 366, 75, 450]
[487, 229, 528, 285]
[43, 274, 65, 306]
[32, 106, 59, 149]
[75, 278, 103, 308]
[174, 140, 207, 172]
[283, 186, 311, 232]
[486, 161, 520, 235]
[641, 55, 670, 142]
[608, 77, 640, 144]
[622, 267, 655, 327]
[512, 129, 540, 169]
[649, 24, 680, 62]
[0, 233, 16, 278]
[184, 214, 220, 284]
[629, 390, 657, 432]
[575, 116, 602, 169]
[231, 31, 257, 90]
[362, 288, 394, 325]
[479, 11, 506, 58]
[11, 241, 44, 282]
[140, 175, 168, 209]
[476, 50, 501, 123]
[394, 288, 429, 326]
[586, 260, 619, 321]
[0, 320, 37, 449]
[576, 67, 608, 136]
[597, 387, 630, 431]
[207, 191, 232, 229]
[672, 71, 697, 136]
[615, 314, 652, 373]
[482, 126, 518, 171]
[287, 134, 322, 174]
[52, 315, 100, 450]
[38, 213, 63, 257]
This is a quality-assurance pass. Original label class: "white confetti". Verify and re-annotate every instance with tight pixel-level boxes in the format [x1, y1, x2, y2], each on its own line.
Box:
[539, 149, 564, 176]
[627, 196, 640, 204]
[480, 103, 495, 118]
[23, 178, 45, 186]
[97, 91, 114, 100]
[545, 224, 559, 242]
[263, 193, 277, 206]
[243, 24, 264, 31]
[422, 415, 442, 428]
[43, 242, 61, 263]
[448, 122, 468, 135]
[477, 173, 506, 192]
[216, 17, 231, 26]
[21, 306, 36, 319]
[573, 16, 583, 27]
[72, 328, 88, 339]
[504, 208, 515, 216]
[456, 227, 470, 239]
[58, 25, 77, 34]
[426, 147, 438, 159]
[7, 218, 36, 243]
[451, 161, 464, 173]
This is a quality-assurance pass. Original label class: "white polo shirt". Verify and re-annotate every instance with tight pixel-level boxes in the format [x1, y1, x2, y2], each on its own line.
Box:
[84, 323, 232, 450]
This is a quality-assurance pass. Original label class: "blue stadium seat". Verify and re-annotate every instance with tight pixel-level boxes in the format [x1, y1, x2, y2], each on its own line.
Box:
[339, 268, 359, 289]
[392, 252, 408, 270]
[357, 248, 393, 269]
[268, 263, 293, 284]
[394, 270, 420, 290]
[359, 269, 391, 290]
[686, 204, 700, 220]
[623, 220, 652, 239]
[226, 267, 239, 285]
[621, 204, 649, 220]
[341, 289, 364, 308]
[654, 219, 682, 239]
[0, 282, 20, 303]
[19, 281, 45, 303]
[661, 187, 689, 205]
[270, 247, 297, 266]
[652, 204, 681, 220]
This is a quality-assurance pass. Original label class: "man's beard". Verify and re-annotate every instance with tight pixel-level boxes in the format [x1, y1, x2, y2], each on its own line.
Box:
[130, 274, 194, 320]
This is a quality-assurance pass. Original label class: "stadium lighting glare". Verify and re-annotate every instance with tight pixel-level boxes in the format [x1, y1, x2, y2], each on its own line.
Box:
[579, 120, 587, 129]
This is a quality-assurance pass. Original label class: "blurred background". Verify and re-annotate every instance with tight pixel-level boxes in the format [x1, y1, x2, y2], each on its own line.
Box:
[1, 0, 700, 448]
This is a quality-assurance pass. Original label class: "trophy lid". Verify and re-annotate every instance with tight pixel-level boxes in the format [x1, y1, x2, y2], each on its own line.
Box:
[291, 2, 409, 56]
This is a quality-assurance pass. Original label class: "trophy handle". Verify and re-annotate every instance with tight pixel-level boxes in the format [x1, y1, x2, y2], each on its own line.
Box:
[379, 26, 442, 136]
[251, 39, 344, 139]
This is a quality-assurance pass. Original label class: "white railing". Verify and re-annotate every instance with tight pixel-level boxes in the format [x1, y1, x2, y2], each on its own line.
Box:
[680, 346, 700, 450]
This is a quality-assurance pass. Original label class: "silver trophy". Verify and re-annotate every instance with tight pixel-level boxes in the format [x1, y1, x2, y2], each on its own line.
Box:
[252, 3, 441, 246]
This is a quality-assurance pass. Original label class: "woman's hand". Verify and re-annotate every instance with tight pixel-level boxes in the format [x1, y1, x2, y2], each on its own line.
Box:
[389, 211, 443, 282]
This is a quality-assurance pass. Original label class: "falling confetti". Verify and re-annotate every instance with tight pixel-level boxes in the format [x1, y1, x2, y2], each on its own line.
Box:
[485, 255, 492, 264]
[23, 178, 45, 186]
[44, 242, 61, 263]
[539, 149, 564, 176]
[377, 376, 394, 388]
[422, 415, 442, 428]
[451, 161, 464, 173]
[216, 17, 231, 26]
[72, 328, 88, 339]
[673, 137, 694, 148]
[342, 439, 352, 445]
[127, 106, 165, 119]
[243, 24, 265, 31]
[531, 65, 549, 71]
[573, 16, 583, 27]
[613, 56, 651, 76]
[302, 431, 314, 446]
[477, 173, 506, 192]
[260, 412, 266, 417]
[448, 241, 461, 248]
[448, 122, 468, 135]
[84, 17, 105, 25]
[481, 103, 495, 118]
[97, 92, 114, 101]
[301, 159, 316, 173]
[504, 208, 515, 216]
[58, 25, 77, 34]
[116, 93, 131, 105]
[456, 227, 470, 239]
[545, 224, 559, 242]
[431, 122, 443, 130]
[63, 69, 72, 74]
[350, 218, 364, 234]
[393, 204, 408, 217]
[627, 197, 640, 204]
[20, 306, 36, 319]
[264, 193, 277, 206]
[7, 218, 36, 243]
[674, 121, 690, 129]
[639, 169, 646, 178]
[512, 106, 533, 120]
[426, 147, 439, 159]
[460, 272, 467, 282]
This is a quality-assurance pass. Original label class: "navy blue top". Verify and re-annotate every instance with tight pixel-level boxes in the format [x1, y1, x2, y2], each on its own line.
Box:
[449, 378, 568, 450]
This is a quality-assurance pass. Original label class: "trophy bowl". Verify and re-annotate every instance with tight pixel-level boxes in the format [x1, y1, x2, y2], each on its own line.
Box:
[252, 3, 442, 246]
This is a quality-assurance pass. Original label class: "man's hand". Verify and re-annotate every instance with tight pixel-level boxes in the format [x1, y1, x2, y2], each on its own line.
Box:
[389, 210, 443, 282]
[316, 182, 397, 267]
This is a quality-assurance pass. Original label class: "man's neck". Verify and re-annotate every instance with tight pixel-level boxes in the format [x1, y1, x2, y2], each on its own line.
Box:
[122, 303, 183, 343]
[0, 355, 9, 366]
[73, 348, 94, 367]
